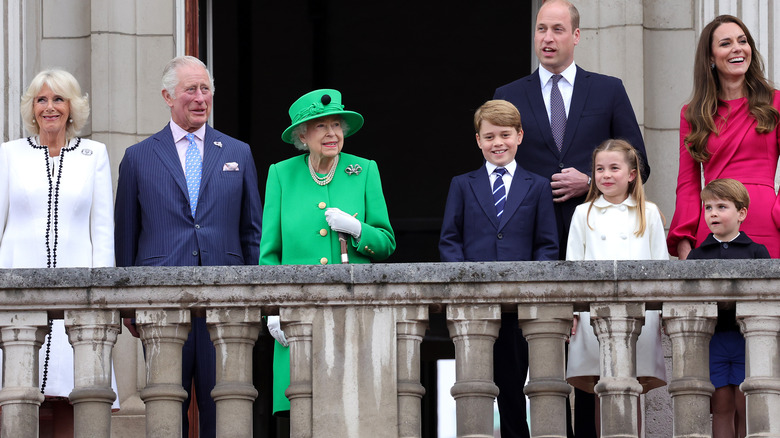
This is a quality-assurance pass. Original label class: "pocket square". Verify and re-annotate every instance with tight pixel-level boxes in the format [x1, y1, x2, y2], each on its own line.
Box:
[223, 162, 239, 171]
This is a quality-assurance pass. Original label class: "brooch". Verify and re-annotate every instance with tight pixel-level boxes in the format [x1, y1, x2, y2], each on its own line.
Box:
[345, 164, 362, 176]
[214, 141, 223, 148]
[81, 149, 93, 156]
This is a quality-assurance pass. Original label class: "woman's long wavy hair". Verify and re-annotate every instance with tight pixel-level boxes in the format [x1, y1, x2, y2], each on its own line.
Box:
[684, 15, 778, 163]
[585, 139, 649, 237]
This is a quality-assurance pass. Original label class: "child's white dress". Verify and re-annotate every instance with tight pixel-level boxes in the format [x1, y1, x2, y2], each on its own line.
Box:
[565, 195, 667, 393]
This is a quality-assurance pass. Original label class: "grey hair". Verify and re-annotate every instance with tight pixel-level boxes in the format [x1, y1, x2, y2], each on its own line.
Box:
[21, 69, 90, 137]
[161, 55, 215, 98]
[291, 118, 350, 151]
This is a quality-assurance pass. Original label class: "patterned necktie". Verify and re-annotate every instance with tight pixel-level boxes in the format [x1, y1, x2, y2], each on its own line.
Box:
[550, 74, 567, 151]
[184, 133, 202, 217]
[493, 167, 507, 219]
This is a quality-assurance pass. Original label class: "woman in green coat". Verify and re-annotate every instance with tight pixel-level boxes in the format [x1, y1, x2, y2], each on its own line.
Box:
[259, 89, 396, 415]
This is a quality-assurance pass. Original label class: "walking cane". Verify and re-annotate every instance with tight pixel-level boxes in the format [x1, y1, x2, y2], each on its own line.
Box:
[338, 232, 349, 264]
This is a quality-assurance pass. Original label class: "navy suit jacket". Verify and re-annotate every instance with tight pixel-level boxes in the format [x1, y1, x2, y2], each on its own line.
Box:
[115, 123, 263, 267]
[439, 162, 558, 262]
[494, 67, 648, 257]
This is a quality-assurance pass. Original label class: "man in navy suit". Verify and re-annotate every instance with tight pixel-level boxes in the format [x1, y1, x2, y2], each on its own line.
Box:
[115, 55, 263, 437]
[493, 1, 649, 436]
[439, 99, 558, 438]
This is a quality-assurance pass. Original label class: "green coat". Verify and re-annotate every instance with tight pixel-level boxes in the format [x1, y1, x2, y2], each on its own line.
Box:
[259, 152, 395, 413]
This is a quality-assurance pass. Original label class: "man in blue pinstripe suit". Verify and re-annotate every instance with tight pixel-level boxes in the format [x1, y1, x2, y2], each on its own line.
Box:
[115, 55, 263, 437]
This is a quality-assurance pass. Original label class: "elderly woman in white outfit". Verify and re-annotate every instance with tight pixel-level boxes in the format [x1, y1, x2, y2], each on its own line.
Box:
[0, 69, 117, 428]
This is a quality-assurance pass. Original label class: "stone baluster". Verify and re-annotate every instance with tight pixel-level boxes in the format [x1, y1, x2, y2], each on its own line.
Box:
[736, 302, 780, 437]
[662, 303, 717, 438]
[446, 304, 501, 438]
[282, 307, 317, 438]
[65, 309, 121, 438]
[206, 307, 262, 438]
[591, 303, 645, 438]
[396, 305, 428, 438]
[0, 311, 48, 438]
[136, 309, 191, 436]
[518, 304, 574, 438]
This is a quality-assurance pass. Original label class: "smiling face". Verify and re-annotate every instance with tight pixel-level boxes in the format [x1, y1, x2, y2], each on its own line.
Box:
[33, 83, 70, 140]
[476, 120, 522, 167]
[301, 115, 344, 162]
[163, 63, 213, 132]
[594, 150, 636, 204]
[703, 197, 746, 241]
[534, 1, 580, 74]
[711, 22, 752, 85]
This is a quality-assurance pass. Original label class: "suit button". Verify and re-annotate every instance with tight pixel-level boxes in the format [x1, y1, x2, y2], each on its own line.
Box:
[601, 235, 606, 240]
[619, 205, 627, 211]
[195, 224, 200, 229]
[620, 233, 627, 240]
[318, 202, 327, 209]
[722, 243, 729, 249]
[320, 229, 328, 237]
[192, 250, 199, 256]
[320, 257, 328, 264]
[497, 233, 503, 240]
[558, 163, 564, 168]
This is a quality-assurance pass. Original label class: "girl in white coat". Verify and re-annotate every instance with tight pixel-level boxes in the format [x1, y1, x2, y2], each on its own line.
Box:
[565, 139, 667, 435]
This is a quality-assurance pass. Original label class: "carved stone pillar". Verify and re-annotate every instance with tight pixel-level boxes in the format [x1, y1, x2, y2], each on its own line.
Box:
[65, 309, 121, 438]
[396, 305, 428, 438]
[446, 304, 501, 438]
[206, 307, 262, 438]
[136, 309, 191, 436]
[737, 302, 780, 437]
[591, 303, 645, 438]
[281, 307, 317, 438]
[662, 303, 717, 438]
[0, 311, 48, 438]
[518, 304, 573, 438]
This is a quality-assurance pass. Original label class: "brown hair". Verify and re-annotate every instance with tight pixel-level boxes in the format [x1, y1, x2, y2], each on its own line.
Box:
[700, 178, 750, 211]
[683, 15, 779, 163]
[541, 0, 580, 30]
[585, 139, 650, 236]
[474, 100, 522, 133]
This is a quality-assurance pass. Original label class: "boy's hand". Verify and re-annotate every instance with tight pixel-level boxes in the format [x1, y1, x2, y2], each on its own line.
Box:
[551, 168, 589, 203]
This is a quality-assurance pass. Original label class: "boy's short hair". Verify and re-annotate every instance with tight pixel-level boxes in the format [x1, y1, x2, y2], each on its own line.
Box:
[700, 178, 750, 210]
[474, 100, 522, 133]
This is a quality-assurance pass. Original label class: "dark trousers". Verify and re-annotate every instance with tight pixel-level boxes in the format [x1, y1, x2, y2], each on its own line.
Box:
[494, 312, 530, 438]
[182, 316, 217, 438]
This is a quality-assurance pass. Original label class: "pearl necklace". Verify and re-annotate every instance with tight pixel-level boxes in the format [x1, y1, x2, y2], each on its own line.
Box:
[308, 154, 339, 186]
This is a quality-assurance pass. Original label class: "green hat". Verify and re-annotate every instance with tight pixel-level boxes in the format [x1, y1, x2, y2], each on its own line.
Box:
[281, 89, 364, 144]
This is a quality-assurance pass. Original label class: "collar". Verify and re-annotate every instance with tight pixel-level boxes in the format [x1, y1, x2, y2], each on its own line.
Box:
[170, 119, 207, 143]
[592, 194, 636, 209]
[539, 62, 577, 88]
[486, 160, 517, 178]
[701, 232, 751, 247]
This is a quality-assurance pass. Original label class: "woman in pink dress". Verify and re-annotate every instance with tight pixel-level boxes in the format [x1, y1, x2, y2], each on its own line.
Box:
[669, 15, 780, 260]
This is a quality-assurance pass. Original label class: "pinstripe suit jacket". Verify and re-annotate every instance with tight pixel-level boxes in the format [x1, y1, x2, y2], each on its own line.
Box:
[115, 123, 262, 267]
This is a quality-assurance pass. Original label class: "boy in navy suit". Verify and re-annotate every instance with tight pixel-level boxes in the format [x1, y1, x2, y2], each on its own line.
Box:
[439, 99, 558, 438]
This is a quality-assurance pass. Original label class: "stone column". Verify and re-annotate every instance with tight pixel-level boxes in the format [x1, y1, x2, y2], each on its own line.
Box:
[64, 309, 121, 438]
[446, 304, 501, 438]
[281, 307, 317, 438]
[518, 304, 573, 438]
[0, 311, 48, 438]
[396, 305, 428, 438]
[662, 303, 717, 438]
[136, 309, 191, 436]
[206, 307, 262, 438]
[591, 303, 645, 438]
[737, 302, 780, 437]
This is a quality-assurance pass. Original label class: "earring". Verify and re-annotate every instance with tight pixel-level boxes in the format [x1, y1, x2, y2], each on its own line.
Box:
[69, 118, 73, 123]
[32, 119, 36, 124]
[303, 143, 308, 148]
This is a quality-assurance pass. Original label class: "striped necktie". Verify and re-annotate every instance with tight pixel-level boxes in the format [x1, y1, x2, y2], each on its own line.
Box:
[184, 133, 202, 217]
[493, 167, 507, 219]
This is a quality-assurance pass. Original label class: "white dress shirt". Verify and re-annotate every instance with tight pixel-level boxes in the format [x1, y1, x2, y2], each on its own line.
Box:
[485, 160, 517, 195]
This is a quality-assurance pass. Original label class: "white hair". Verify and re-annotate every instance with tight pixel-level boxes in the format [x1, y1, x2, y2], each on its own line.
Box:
[161, 55, 215, 98]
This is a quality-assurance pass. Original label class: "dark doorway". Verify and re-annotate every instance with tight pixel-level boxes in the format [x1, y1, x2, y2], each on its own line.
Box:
[208, 0, 533, 263]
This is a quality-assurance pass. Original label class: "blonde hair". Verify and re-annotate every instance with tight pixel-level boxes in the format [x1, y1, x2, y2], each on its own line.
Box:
[585, 139, 650, 237]
[701, 178, 750, 211]
[21, 69, 90, 137]
[474, 100, 522, 133]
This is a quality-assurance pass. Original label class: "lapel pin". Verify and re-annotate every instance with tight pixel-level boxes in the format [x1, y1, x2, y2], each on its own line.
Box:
[81, 149, 93, 156]
[214, 141, 222, 148]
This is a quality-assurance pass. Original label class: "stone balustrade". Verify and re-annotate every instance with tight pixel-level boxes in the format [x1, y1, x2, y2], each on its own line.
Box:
[0, 260, 778, 437]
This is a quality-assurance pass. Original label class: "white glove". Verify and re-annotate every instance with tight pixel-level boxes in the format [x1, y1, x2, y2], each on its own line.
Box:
[267, 316, 288, 347]
[325, 208, 361, 239]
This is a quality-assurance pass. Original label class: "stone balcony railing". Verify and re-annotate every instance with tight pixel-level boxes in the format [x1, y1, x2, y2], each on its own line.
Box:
[0, 260, 779, 438]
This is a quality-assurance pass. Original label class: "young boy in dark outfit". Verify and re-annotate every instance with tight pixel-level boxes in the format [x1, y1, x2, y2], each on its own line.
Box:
[687, 178, 769, 438]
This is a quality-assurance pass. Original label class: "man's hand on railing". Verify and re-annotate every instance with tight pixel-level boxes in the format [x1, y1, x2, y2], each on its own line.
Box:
[267, 316, 289, 347]
[123, 318, 140, 338]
